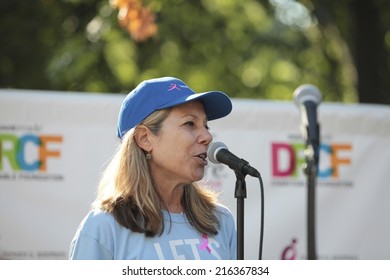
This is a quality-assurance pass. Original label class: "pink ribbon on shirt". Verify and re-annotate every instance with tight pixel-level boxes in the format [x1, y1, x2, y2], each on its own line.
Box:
[199, 234, 211, 253]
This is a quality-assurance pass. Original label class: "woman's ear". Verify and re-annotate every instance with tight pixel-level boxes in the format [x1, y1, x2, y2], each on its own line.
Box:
[134, 125, 152, 152]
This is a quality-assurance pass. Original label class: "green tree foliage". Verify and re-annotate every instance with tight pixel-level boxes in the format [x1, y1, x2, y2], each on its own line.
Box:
[307, 0, 390, 103]
[0, 0, 389, 104]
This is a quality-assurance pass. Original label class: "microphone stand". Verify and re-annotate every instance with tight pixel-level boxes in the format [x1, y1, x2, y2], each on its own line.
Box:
[304, 124, 320, 260]
[234, 170, 247, 260]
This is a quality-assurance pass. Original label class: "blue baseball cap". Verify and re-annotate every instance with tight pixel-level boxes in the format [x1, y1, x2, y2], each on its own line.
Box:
[117, 77, 232, 139]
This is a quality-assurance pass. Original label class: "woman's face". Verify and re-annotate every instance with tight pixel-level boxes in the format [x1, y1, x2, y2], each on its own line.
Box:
[148, 101, 213, 187]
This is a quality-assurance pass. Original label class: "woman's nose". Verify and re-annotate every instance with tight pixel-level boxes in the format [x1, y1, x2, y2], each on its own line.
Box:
[199, 127, 212, 145]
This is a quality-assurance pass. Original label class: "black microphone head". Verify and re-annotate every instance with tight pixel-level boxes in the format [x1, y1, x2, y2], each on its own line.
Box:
[207, 142, 228, 164]
[293, 84, 322, 106]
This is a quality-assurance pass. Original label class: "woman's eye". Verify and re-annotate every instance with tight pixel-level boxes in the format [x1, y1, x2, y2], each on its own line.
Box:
[184, 121, 195, 127]
[183, 121, 209, 130]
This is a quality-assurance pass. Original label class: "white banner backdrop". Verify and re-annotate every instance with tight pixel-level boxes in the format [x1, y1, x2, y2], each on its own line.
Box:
[1, 90, 389, 260]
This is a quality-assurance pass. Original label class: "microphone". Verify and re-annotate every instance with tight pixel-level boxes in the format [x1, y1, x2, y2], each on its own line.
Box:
[207, 142, 260, 177]
[293, 84, 322, 164]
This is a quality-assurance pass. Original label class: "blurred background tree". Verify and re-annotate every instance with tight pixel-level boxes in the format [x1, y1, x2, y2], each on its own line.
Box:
[0, 0, 389, 104]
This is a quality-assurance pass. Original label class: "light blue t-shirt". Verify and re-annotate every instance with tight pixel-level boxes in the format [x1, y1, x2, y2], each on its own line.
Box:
[69, 204, 236, 260]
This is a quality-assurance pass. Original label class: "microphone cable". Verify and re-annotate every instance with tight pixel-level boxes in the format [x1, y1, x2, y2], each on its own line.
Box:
[257, 173, 265, 260]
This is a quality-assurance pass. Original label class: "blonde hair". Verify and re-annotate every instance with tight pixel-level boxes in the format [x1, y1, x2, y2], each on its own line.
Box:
[93, 108, 220, 237]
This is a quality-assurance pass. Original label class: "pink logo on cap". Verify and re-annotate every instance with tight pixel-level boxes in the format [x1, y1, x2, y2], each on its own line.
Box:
[168, 83, 182, 91]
